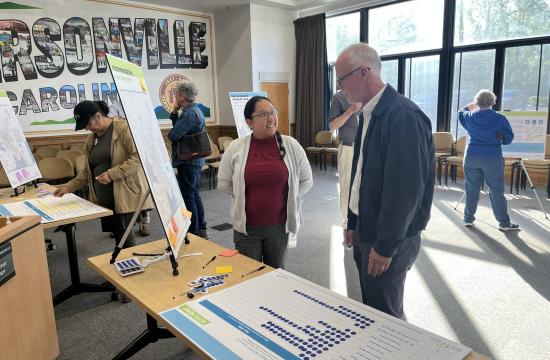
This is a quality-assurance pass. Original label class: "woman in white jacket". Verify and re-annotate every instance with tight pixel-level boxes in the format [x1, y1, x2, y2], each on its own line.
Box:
[218, 96, 313, 268]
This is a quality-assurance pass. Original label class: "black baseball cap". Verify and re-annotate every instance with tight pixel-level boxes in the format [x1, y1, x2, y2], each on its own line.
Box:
[74, 101, 100, 131]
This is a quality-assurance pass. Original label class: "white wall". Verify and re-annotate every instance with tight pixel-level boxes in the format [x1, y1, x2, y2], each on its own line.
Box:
[250, 4, 297, 124]
[213, 5, 254, 125]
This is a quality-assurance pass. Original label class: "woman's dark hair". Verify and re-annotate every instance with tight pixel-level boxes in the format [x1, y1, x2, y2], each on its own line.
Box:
[95, 100, 110, 116]
[243, 95, 270, 119]
[244, 95, 286, 160]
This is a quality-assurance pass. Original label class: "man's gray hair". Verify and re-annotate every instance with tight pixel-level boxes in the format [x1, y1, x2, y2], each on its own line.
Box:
[176, 81, 198, 103]
[342, 43, 382, 73]
[474, 89, 496, 108]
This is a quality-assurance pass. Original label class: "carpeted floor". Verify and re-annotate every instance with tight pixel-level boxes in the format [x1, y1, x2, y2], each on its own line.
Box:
[46, 166, 550, 359]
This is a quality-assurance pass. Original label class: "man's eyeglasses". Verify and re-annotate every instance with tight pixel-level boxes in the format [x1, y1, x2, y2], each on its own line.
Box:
[252, 109, 278, 119]
[336, 67, 364, 87]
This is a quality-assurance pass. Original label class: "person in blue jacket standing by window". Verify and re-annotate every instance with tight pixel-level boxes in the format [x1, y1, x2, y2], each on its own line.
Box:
[458, 89, 519, 231]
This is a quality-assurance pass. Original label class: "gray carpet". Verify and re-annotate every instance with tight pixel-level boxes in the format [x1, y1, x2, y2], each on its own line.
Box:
[46, 167, 550, 359]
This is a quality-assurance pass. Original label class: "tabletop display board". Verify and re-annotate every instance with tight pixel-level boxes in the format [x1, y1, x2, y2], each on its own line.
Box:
[501, 111, 547, 159]
[0, 193, 107, 224]
[161, 269, 472, 360]
[229, 91, 267, 138]
[0, 90, 41, 188]
[107, 54, 190, 257]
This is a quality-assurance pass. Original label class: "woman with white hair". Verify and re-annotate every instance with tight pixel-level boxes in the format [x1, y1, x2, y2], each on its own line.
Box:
[168, 81, 208, 238]
[458, 89, 519, 231]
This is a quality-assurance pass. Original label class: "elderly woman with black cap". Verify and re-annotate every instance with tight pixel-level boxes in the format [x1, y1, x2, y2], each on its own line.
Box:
[53, 100, 153, 250]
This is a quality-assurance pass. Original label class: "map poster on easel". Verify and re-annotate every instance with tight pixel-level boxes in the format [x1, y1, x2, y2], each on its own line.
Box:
[106, 54, 190, 257]
[501, 111, 548, 159]
[0, 90, 41, 188]
[229, 91, 267, 138]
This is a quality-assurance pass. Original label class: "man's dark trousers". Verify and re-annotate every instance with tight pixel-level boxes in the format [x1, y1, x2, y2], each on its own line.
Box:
[353, 232, 421, 319]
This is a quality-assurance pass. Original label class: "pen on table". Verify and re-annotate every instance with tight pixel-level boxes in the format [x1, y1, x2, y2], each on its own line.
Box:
[202, 255, 216, 269]
[241, 265, 266, 278]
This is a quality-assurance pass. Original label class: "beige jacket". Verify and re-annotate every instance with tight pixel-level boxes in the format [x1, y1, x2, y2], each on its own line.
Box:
[63, 119, 154, 214]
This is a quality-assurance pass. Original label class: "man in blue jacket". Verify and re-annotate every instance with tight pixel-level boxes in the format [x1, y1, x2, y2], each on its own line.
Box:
[336, 43, 435, 319]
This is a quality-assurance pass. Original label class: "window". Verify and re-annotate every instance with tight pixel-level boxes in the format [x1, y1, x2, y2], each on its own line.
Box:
[404, 55, 440, 132]
[502, 45, 547, 111]
[450, 50, 495, 139]
[368, 0, 444, 56]
[326, 12, 360, 63]
[540, 44, 550, 112]
[381, 59, 398, 90]
[455, 0, 550, 45]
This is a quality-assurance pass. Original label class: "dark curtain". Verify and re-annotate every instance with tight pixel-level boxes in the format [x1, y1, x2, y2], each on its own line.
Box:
[294, 13, 327, 147]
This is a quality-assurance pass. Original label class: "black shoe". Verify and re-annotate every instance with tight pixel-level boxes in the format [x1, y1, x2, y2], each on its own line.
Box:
[199, 229, 208, 239]
[499, 223, 520, 231]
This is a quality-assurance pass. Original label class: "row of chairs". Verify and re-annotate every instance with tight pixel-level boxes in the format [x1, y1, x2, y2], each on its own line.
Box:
[437, 133, 550, 198]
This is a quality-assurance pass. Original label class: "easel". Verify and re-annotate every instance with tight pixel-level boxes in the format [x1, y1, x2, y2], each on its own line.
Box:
[454, 159, 549, 220]
[10, 179, 38, 197]
[109, 190, 190, 276]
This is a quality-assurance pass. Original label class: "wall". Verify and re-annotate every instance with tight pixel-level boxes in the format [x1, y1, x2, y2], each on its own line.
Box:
[213, 5, 254, 126]
[250, 4, 297, 124]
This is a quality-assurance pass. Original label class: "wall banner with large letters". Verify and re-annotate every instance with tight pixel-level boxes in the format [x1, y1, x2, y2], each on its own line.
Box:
[0, 0, 216, 136]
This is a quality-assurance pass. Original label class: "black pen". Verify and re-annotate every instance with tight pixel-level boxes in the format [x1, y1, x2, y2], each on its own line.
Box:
[202, 255, 216, 269]
[241, 265, 266, 278]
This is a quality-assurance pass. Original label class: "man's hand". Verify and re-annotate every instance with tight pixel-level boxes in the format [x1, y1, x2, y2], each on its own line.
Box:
[368, 248, 392, 277]
[53, 187, 69, 197]
[348, 102, 362, 114]
[343, 229, 354, 248]
[496, 132, 504, 143]
[95, 171, 112, 185]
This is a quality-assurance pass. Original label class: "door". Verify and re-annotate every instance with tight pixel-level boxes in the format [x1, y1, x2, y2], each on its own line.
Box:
[260, 82, 289, 135]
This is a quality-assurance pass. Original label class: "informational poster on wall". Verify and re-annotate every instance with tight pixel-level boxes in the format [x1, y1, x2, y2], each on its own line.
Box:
[0, 90, 41, 188]
[229, 91, 267, 138]
[107, 54, 190, 257]
[501, 111, 548, 159]
[0, 0, 215, 136]
[161, 269, 472, 360]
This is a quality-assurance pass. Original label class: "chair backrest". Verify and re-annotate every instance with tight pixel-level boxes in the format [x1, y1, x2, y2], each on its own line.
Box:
[217, 136, 233, 152]
[38, 158, 74, 181]
[204, 134, 220, 161]
[75, 154, 87, 173]
[35, 146, 59, 158]
[33, 152, 44, 163]
[455, 136, 467, 156]
[0, 165, 10, 188]
[221, 139, 234, 152]
[56, 150, 82, 167]
[433, 132, 453, 152]
[69, 143, 85, 152]
[315, 131, 333, 146]
[545, 135, 550, 159]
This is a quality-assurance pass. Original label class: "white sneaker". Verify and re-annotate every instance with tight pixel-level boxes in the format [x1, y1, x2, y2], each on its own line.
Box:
[499, 223, 520, 231]
[464, 221, 474, 228]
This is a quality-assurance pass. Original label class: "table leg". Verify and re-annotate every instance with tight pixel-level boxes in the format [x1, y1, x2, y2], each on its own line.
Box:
[112, 313, 175, 360]
[53, 223, 115, 306]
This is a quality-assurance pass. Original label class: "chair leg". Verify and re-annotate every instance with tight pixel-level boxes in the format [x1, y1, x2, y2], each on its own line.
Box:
[444, 161, 449, 187]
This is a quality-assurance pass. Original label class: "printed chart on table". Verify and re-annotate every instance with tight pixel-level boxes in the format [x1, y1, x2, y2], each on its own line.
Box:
[0, 194, 107, 223]
[161, 269, 471, 360]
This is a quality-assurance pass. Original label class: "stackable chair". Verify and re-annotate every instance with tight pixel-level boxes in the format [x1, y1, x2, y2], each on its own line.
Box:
[38, 158, 74, 185]
[35, 146, 59, 158]
[433, 132, 454, 185]
[305, 131, 333, 170]
[516, 135, 550, 198]
[443, 136, 466, 186]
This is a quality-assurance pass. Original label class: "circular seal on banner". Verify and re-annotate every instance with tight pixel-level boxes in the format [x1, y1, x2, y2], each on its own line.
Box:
[159, 74, 189, 113]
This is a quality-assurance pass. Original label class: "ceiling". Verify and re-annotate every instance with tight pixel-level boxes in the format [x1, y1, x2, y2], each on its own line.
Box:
[127, 0, 370, 16]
